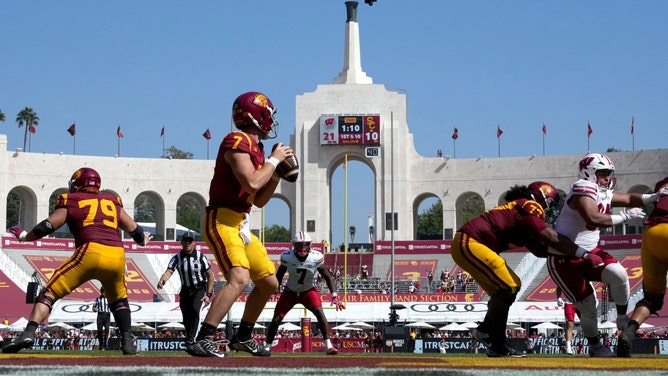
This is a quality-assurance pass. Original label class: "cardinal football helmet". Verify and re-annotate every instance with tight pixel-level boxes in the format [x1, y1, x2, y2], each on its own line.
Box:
[232, 91, 278, 139]
[527, 181, 562, 224]
[68, 167, 101, 193]
[578, 153, 616, 190]
[293, 231, 312, 258]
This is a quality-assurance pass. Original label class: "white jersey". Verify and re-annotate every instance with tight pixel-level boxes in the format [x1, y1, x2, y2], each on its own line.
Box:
[554, 179, 614, 250]
[280, 249, 324, 293]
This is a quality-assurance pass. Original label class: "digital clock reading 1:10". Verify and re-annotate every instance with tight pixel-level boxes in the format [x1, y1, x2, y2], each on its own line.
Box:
[319, 114, 381, 146]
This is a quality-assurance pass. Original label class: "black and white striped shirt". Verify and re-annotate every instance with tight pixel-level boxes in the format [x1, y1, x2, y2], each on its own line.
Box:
[93, 295, 110, 314]
[167, 250, 211, 289]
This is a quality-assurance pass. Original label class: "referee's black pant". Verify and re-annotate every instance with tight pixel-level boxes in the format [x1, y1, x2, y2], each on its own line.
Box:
[96, 312, 111, 350]
[180, 287, 206, 342]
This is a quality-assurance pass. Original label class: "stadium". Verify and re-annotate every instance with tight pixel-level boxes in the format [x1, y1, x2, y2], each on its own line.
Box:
[1, 1, 668, 373]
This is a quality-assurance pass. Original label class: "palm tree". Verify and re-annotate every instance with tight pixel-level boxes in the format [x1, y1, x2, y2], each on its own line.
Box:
[16, 107, 39, 151]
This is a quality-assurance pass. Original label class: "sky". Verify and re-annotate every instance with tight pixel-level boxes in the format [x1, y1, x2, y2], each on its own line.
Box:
[2, 1, 667, 247]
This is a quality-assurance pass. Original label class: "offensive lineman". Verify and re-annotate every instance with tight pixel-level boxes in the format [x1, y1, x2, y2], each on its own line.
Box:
[617, 176, 668, 357]
[3, 167, 151, 355]
[264, 231, 345, 355]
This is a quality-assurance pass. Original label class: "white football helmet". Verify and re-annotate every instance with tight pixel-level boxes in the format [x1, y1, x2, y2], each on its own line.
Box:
[578, 153, 616, 190]
[292, 231, 312, 258]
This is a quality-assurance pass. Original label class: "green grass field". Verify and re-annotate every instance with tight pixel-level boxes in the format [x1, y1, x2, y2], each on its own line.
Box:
[1, 351, 668, 376]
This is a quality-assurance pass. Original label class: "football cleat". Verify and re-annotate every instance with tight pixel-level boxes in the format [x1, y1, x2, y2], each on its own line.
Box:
[1, 336, 34, 354]
[617, 328, 635, 358]
[230, 335, 271, 357]
[326, 347, 339, 355]
[186, 338, 227, 358]
[588, 342, 615, 358]
[471, 328, 492, 349]
[486, 346, 526, 358]
[121, 331, 138, 355]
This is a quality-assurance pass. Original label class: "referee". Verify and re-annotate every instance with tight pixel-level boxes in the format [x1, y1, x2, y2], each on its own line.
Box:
[157, 231, 215, 345]
[92, 287, 111, 350]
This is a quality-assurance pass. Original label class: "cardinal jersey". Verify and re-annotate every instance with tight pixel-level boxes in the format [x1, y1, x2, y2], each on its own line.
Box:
[280, 249, 324, 293]
[555, 179, 613, 250]
[208, 131, 267, 213]
[55, 191, 126, 249]
[457, 198, 548, 253]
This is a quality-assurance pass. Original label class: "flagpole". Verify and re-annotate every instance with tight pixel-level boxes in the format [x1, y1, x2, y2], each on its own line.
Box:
[631, 117, 635, 151]
[162, 126, 165, 158]
[117, 123, 121, 157]
[453, 138, 456, 159]
[497, 124, 501, 158]
[73, 134, 76, 155]
[343, 153, 348, 301]
[542, 129, 545, 156]
[207, 139, 210, 160]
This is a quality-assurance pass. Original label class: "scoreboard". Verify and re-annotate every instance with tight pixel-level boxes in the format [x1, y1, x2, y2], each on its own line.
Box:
[319, 114, 381, 145]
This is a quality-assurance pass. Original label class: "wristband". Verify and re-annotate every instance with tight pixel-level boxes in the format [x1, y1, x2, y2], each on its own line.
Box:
[642, 193, 657, 205]
[206, 292, 213, 298]
[574, 247, 588, 258]
[266, 157, 280, 169]
[610, 214, 625, 225]
[18, 231, 28, 242]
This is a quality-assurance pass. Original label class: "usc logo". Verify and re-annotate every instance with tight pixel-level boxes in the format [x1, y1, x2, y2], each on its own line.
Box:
[253, 94, 269, 108]
[302, 326, 310, 337]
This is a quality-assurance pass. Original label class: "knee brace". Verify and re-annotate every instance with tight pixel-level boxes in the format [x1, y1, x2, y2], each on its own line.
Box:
[36, 289, 56, 312]
[109, 298, 130, 312]
[601, 263, 630, 305]
[636, 292, 664, 315]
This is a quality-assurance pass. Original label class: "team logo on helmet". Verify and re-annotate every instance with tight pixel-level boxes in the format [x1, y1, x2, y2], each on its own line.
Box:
[252, 93, 269, 108]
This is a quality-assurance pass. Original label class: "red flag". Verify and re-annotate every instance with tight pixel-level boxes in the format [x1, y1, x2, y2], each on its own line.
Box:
[203, 129, 211, 140]
[67, 123, 76, 136]
[117, 125, 124, 138]
[542, 123, 547, 135]
[29, 123, 36, 134]
[587, 122, 593, 138]
[160, 126, 165, 137]
[497, 125, 503, 138]
[631, 117, 635, 134]
[451, 128, 459, 140]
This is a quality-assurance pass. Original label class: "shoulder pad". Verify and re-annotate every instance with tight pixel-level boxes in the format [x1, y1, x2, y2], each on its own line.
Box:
[571, 179, 598, 200]
[518, 199, 546, 220]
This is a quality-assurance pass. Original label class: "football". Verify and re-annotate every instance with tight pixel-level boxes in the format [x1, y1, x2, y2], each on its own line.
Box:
[272, 144, 299, 183]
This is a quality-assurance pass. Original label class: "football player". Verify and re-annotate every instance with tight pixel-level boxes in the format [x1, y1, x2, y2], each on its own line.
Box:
[187, 92, 294, 358]
[3, 167, 151, 355]
[547, 153, 664, 357]
[617, 176, 668, 357]
[264, 231, 345, 355]
[452, 181, 599, 358]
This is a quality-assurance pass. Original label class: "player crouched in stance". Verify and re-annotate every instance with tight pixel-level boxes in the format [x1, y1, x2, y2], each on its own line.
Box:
[264, 231, 345, 355]
[452, 181, 595, 358]
[2, 167, 151, 355]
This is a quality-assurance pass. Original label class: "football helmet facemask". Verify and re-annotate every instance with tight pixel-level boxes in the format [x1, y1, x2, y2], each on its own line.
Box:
[232, 91, 278, 140]
[578, 153, 616, 190]
[293, 231, 312, 258]
[527, 181, 562, 224]
[69, 167, 101, 193]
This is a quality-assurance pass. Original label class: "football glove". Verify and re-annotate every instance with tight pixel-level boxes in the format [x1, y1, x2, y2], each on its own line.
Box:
[557, 297, 564, 307]
[583, 249, 604, 268]
[331, 295, 345, 311]
[619, 207, 646, 222]
[9, 227, 28, 242]
[239, 213, 251, 245]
